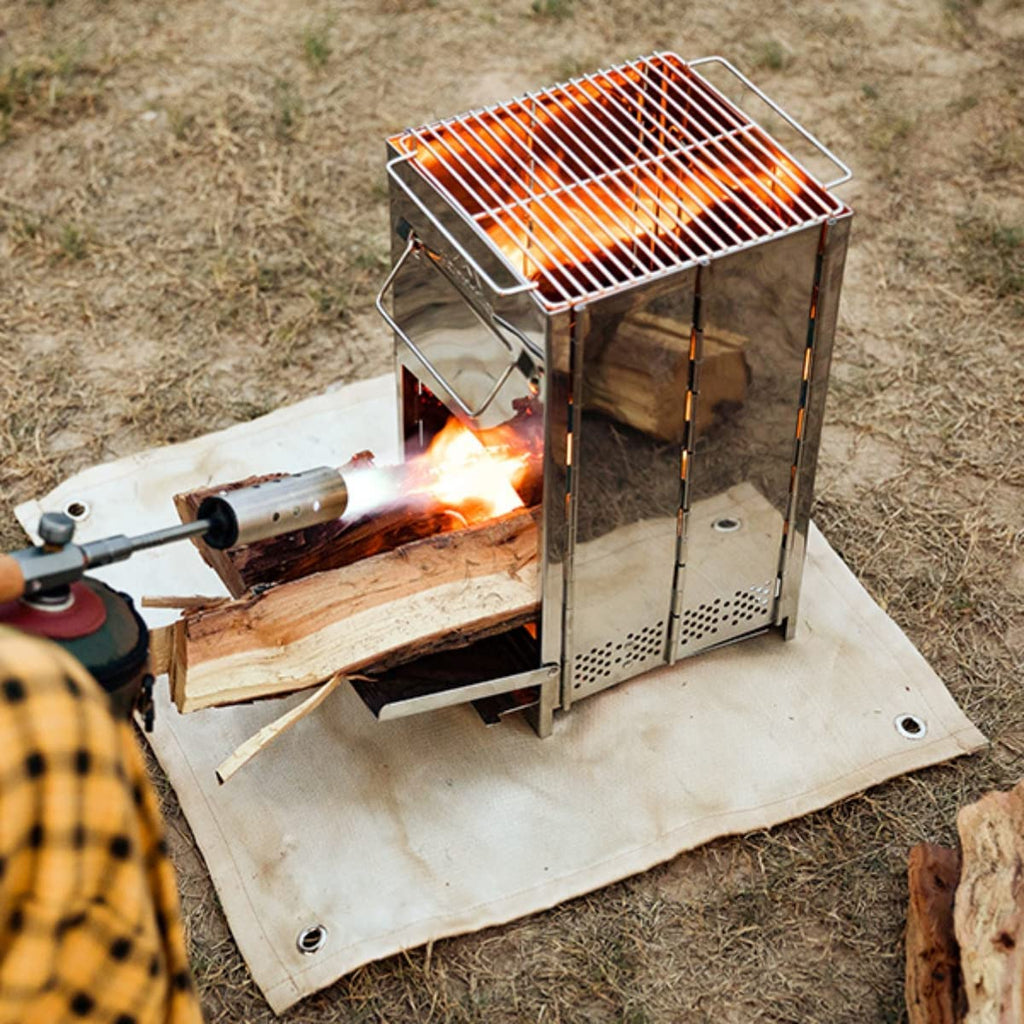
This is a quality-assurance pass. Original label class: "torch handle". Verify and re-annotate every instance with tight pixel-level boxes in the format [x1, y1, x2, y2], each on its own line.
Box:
[0, 555, 25, 603]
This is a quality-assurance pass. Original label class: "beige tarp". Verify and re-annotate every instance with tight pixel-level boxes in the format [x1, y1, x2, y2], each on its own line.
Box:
[17, 376, 985, 1013]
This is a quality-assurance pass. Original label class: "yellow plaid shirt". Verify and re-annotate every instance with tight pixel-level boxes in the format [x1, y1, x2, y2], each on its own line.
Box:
[0, 626, 203, 1024]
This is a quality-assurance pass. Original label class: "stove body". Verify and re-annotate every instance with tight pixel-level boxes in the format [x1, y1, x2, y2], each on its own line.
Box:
[375, 53, 852, 735]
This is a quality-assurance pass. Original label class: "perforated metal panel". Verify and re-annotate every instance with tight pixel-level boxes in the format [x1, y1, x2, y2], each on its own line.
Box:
[678, 582, 772, 651]
[572, 619, 666, 695]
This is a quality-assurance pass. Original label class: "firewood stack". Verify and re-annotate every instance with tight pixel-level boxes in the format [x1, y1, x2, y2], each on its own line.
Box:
[906, 779, 1024, 1023]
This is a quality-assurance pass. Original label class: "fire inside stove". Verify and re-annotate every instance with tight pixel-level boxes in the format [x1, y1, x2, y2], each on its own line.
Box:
[376, 52, 853, 737]
[387, 52, 842, 309]
[407, 418, 529, 526]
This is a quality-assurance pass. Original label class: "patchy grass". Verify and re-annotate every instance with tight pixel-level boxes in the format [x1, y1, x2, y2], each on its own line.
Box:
[531, 0, 574, 21]
[271, 76, 302, 140]
[0, 46, 108, 138]
[167, 105, 198, 142]
[955, 213, 1024, 303]
[1, 1, 1022, 1022]
[301, 23, 332, 71]
[983, 125, 1024, 175]
[942, 0, 984, 42]
[751, 38, 792, 71]
[57, 222, 88, 260]
[860, 98, 916, 177]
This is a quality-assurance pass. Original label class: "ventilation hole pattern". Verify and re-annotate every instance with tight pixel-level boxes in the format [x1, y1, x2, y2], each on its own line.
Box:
[679, 582, 773, 648]
[573, 621, 665, 690]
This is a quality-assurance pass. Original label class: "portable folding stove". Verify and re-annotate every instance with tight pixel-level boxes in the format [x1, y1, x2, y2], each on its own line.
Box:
[374, 52, 853, 737]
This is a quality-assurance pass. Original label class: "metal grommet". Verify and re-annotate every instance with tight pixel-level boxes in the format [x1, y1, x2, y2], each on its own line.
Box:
[296, 924, 328, 955]
[895, 714, 927, 740]
[712, 516, 742, 533]
[63, 501, 90, 522]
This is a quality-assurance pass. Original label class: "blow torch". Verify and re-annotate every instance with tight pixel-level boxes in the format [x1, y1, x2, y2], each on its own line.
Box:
[0, 466, 359, 722]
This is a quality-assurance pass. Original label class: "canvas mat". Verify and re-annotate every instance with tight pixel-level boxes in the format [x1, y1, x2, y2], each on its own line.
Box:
[16, 375, 987, 1014]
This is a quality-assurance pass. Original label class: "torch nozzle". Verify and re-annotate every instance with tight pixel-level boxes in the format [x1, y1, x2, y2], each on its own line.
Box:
[196, 467, 351, 550]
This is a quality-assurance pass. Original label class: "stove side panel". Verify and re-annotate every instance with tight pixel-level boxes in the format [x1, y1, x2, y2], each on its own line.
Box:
[563, 268, 698, 706]
[676, 225, 822, 658]
[775, 213, 853, 636]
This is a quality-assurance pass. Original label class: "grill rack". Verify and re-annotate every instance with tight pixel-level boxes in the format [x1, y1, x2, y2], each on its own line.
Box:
[388, 53, 849, 310]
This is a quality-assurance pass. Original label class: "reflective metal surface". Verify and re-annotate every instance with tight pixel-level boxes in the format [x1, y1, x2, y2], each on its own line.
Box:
[387, 53, 845, 313]
[565, 271, 697, 702]
[540, 309, 571, 679]
[775, 214, 852, 635]
[386, 158, 546, 433]
[676, 226, 821, 656]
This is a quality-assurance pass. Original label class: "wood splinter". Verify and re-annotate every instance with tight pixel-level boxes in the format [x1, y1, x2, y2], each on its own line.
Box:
[216, 671, 347, 784]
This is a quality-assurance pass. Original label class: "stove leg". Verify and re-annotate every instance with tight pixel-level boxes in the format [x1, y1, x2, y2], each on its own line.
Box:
[526, 668, 559, 738]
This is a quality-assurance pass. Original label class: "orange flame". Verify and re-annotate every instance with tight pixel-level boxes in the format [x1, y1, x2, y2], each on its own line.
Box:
[409, 419, 528, 525]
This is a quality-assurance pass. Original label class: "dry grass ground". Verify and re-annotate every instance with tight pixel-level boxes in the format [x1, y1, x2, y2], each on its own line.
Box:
[2, 0, 1023, 1020]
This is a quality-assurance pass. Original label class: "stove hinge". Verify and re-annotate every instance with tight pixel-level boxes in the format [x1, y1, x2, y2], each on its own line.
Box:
[667, 261, 706, 664]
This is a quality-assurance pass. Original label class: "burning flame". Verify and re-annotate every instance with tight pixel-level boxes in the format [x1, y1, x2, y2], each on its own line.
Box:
[410, 418, 529, 525]
[392, 53, 827, 304]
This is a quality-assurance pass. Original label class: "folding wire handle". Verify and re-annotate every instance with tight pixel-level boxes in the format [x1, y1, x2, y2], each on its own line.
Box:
[386, 153, 539, 299]
[375, 233, 526, 421]
[688, 56, 853, 190]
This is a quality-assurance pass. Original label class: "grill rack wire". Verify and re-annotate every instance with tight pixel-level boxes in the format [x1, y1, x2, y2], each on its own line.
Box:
[388, 52, 846, 310]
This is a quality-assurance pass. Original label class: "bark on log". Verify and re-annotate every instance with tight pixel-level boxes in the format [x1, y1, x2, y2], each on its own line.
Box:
[172, 452, 455, 597]
[174, 472, 458, 597]
[175, 453, 542, 597]
[954, 780, 1024, 1024]
[168, 507, 539, 712]
[906, 842, 964, 1024]
[173, 472, 270, 597]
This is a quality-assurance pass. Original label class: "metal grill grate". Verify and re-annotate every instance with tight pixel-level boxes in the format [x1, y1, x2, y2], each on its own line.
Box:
[389, 52, 844, 310]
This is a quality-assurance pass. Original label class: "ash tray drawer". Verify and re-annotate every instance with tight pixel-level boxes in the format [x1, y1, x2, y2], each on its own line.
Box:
[350, 628, 556, 725]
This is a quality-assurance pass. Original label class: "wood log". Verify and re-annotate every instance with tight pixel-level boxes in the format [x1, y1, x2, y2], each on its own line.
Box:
[173, 473, 270, 597]
[906, 843, 964, 1024]
[174, 450, 542, 597]
[168, 507, 539, 713]
[172, 452, 385, 596]
[954, 780, 1024, 1023]
[583, 311, 749, 443]
[149, 624, 173, 677]
[174, 472, 458, 597]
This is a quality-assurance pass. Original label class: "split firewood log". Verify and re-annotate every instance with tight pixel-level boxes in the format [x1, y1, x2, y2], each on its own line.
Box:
[906, 842, 964, 1024]
[174, 442, 543, 597]
[167, 506, 540, 712]
[170, 452, 457, 598]
[954, 779, 1024, 1023]
[174, 472, 459, 598]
